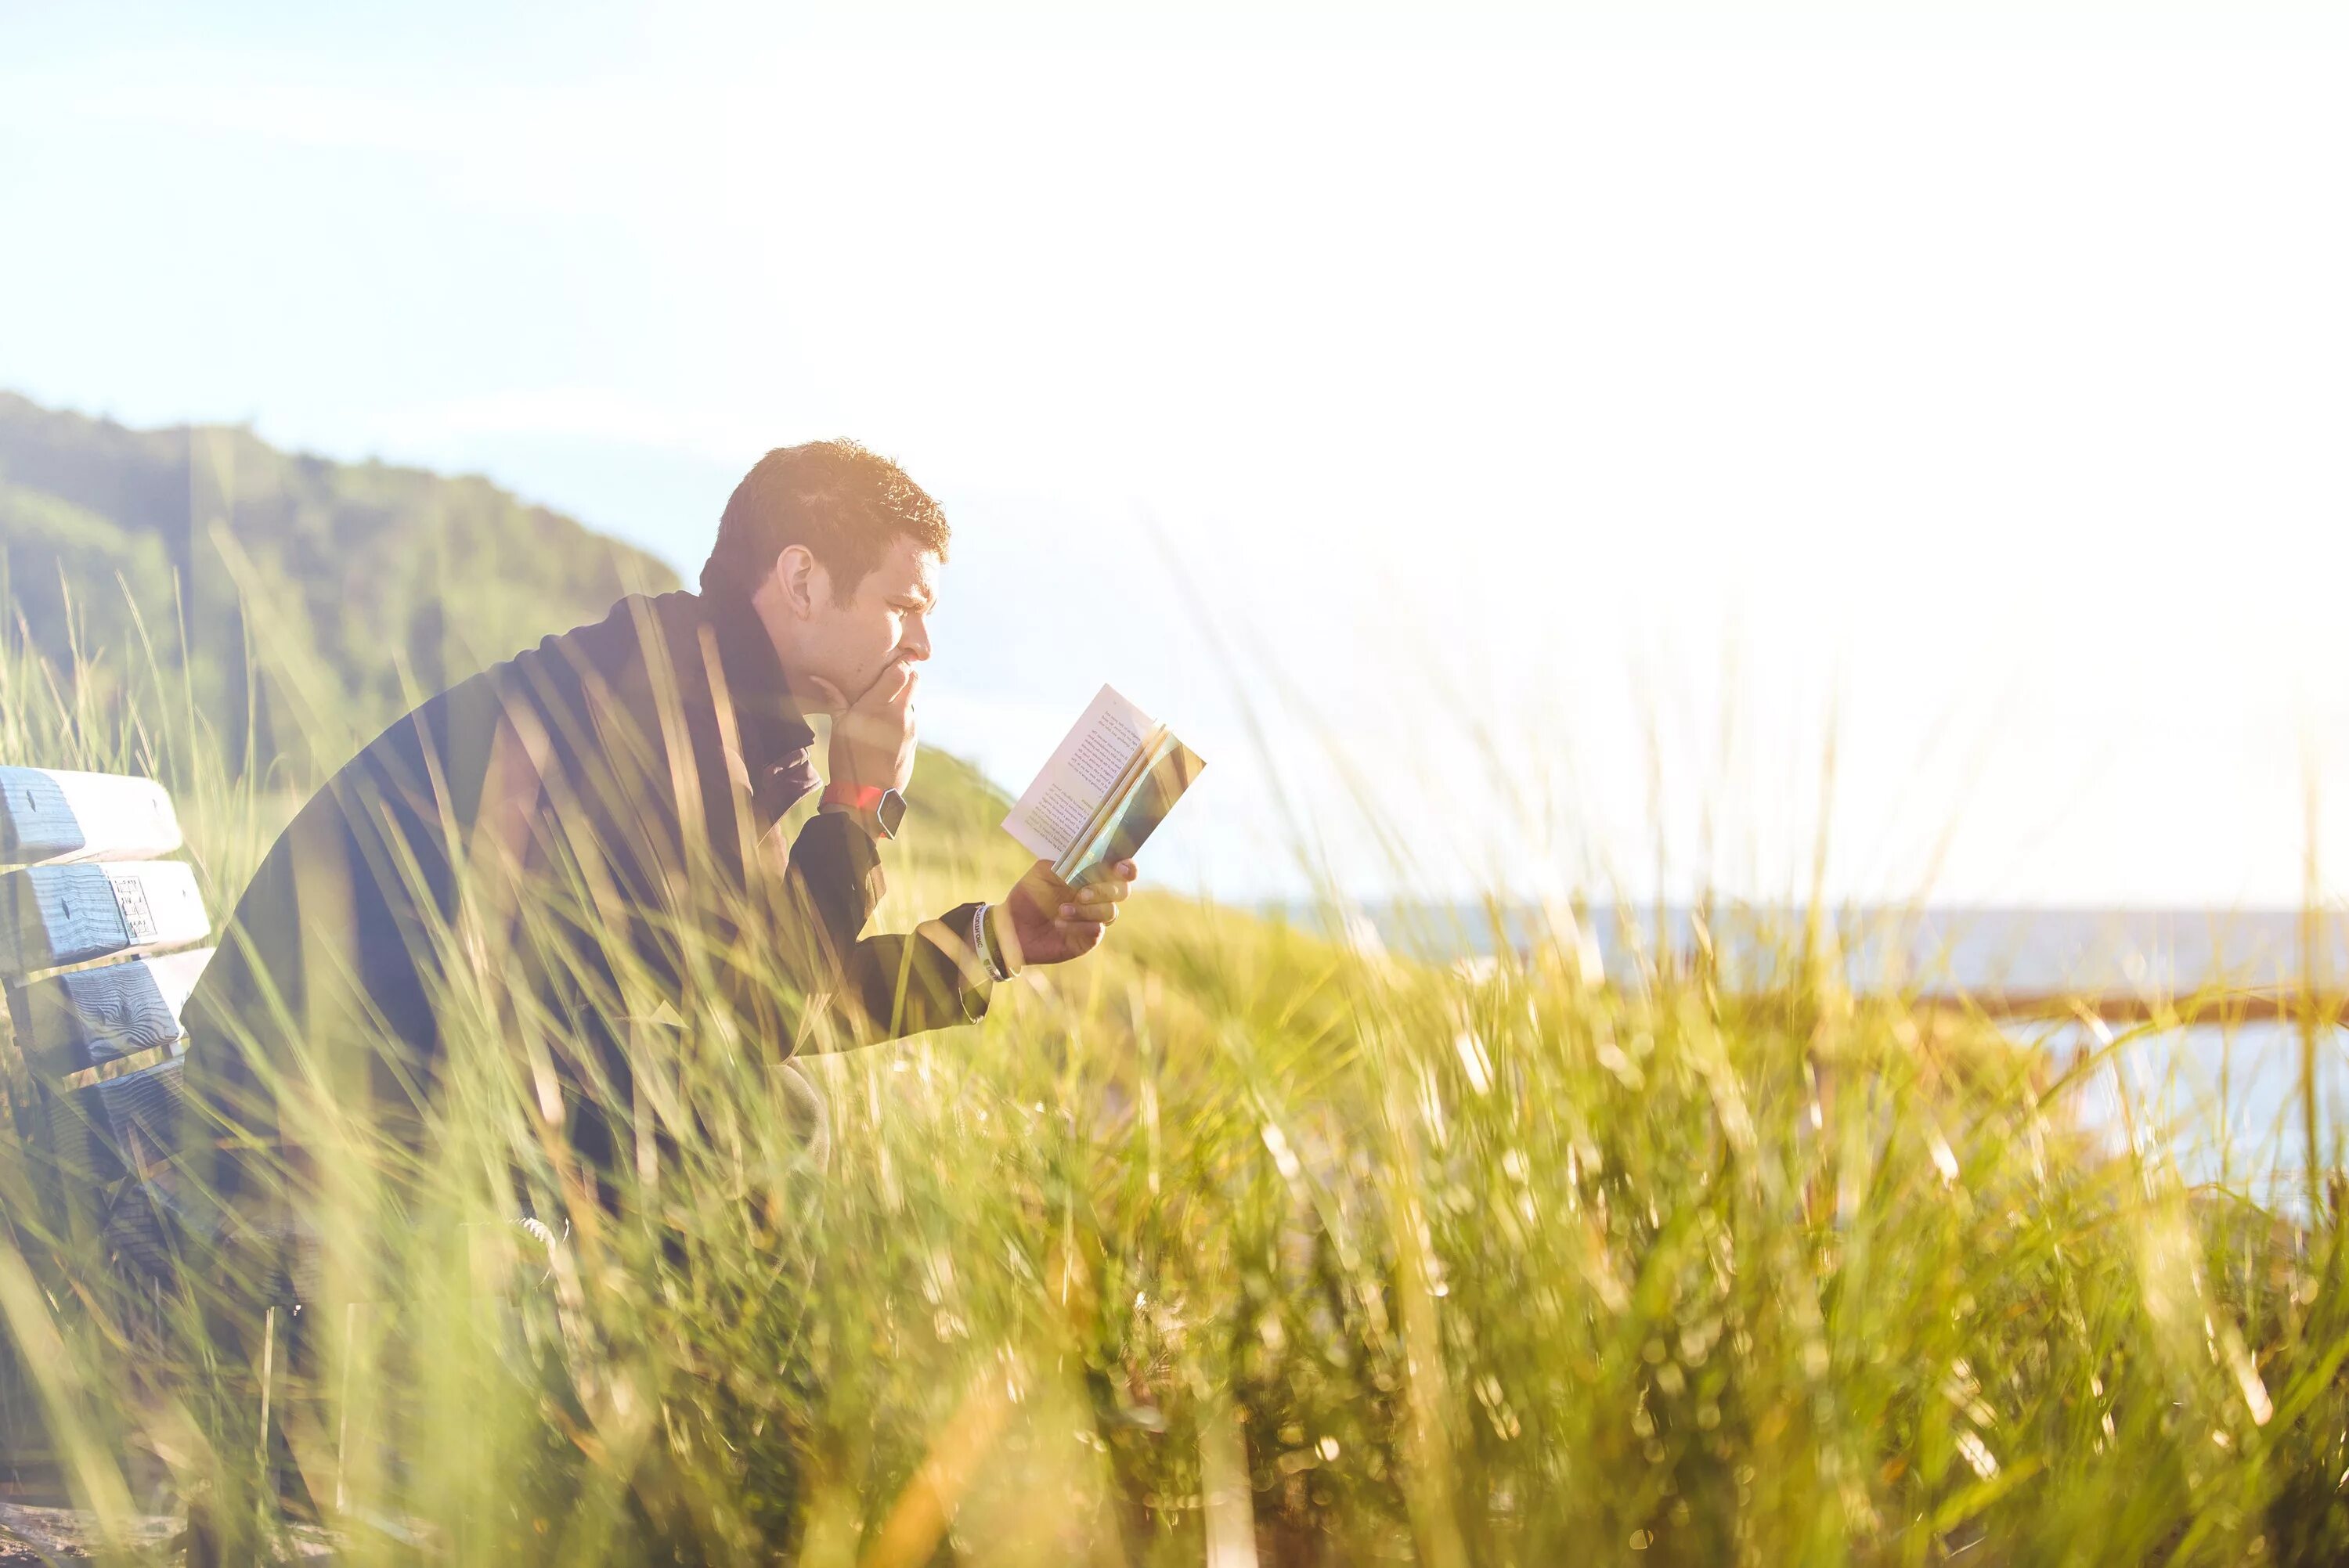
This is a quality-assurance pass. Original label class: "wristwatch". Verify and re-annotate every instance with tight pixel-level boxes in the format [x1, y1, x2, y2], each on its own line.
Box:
[820, 782, 907, 841]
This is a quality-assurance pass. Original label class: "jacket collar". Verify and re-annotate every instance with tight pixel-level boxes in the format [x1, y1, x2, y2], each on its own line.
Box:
[700, 591, 819, 797]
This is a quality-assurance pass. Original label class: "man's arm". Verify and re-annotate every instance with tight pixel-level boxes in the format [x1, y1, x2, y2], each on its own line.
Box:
[742, 653, 1136, 1051]
[765, 807, 993, 1051]
[767, 815, 1140, 1054]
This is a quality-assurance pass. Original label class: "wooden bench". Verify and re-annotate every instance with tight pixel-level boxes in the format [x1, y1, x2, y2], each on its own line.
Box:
[0, 767, 567, 1555]
[0, 766, 218, 1546]
[0, 766, 213, 1285]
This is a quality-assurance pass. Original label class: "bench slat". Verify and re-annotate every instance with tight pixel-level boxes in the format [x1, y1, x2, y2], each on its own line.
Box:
[4, 952, 213, 1289]
[42, 1054, 193, 1278]
[0, 768, 183, 868]
[0, 863, 210, 979]
[4, 948, 213, 1080]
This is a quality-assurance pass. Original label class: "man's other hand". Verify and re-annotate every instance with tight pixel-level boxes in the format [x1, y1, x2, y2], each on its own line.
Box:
[997, 858, 1138, 968]
[811, 663, 918, 794]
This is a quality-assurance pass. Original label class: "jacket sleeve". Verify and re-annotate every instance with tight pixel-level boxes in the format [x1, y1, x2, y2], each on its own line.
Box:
[758, 810, 994, 1054]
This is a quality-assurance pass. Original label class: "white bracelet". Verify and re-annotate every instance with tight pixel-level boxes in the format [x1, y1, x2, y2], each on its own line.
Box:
[972, 903, 1010, 983]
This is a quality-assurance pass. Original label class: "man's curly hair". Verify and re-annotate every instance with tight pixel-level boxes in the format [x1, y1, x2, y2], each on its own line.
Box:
[701, 440, 951, 603]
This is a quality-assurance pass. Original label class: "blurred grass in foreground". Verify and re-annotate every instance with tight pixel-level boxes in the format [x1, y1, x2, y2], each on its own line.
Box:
[0, 589, 2344, 1566]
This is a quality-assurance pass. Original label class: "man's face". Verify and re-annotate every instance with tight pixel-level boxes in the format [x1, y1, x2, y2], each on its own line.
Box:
[799, 534, 939, 706]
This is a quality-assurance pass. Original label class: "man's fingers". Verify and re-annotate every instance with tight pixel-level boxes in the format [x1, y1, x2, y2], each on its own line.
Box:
[1056, 918, 1106, 955]
[857, 661, 918, 711]
[1073, 878, 1129, 905]
[1057, 899, 1117, 925]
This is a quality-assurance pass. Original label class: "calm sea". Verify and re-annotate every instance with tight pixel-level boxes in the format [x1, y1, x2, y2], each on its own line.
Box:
[1260, 903, 2348, 1200]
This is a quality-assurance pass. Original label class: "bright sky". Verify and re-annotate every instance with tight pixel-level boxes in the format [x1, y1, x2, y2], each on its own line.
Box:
[5, 2, 2348, 907]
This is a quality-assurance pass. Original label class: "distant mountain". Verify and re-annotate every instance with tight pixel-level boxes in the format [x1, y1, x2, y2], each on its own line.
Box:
[0, 391, 679, 769]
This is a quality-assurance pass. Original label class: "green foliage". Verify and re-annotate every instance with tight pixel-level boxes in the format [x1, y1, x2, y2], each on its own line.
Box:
[0, 438, 2344, 1562]
[0, 391, 678, 775]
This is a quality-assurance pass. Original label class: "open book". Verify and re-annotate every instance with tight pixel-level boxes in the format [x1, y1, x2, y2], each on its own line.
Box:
[1005, 685, 1206, 885]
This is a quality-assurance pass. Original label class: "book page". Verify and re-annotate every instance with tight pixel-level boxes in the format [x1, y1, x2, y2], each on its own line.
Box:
[1003, 685, 1156, 860]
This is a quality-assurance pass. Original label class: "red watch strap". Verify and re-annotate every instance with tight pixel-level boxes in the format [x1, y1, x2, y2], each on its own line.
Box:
[821, 783, 886, 812]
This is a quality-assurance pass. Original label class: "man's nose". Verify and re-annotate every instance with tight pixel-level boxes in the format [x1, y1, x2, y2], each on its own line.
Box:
[901, 616, 933, 662]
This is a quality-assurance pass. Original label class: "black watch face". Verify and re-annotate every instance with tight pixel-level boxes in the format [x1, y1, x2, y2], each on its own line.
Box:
[877, 788, 907, 838]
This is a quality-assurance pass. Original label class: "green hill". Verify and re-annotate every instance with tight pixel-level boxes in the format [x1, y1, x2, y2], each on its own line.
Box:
[0, 389, 1015, 852]
[0, 391, 680, 771]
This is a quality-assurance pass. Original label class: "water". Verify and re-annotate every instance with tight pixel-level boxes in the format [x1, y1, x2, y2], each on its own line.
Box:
[1261, 902, 2349, 1202]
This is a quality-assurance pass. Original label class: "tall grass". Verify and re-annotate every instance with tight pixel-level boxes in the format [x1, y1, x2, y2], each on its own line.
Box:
[0, 586, 2344, 1566]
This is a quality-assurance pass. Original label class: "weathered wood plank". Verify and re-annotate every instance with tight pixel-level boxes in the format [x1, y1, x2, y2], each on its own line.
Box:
[9, 961, 208, 1278]
[0, 769, 182, 868]
[41, 1054, 193, 1277]
[3, 949, 212, 1080]
[0, 863, 209, 979]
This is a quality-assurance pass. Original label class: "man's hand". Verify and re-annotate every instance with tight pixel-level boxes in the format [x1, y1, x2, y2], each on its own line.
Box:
[994, 858, 1138, 968]
[809, 664, 918, 795]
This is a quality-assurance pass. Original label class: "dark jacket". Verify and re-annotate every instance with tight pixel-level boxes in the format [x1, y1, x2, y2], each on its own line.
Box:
[182, 589, 993, 1189]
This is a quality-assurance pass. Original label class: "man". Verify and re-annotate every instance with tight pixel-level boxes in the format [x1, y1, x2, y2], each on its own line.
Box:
[181, 440, 1133, 1224]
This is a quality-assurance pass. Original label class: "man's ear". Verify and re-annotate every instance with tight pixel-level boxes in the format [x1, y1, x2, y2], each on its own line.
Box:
[774, 544, 830, 619]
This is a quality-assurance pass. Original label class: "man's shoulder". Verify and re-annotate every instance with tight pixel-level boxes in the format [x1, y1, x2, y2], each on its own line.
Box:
[514, 590, 709, 673]
[456, 589, 712, 710]
[316, 593, 709, 785]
